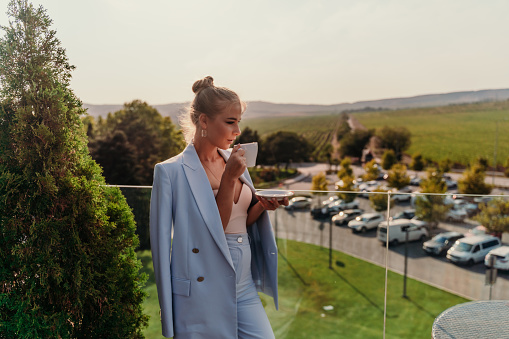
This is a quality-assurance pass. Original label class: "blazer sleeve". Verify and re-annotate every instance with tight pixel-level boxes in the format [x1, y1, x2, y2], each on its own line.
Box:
[149, 163, 174, 338]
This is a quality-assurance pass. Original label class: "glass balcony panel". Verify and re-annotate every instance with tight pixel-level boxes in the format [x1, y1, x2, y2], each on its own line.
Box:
[112, 185, 508, 338]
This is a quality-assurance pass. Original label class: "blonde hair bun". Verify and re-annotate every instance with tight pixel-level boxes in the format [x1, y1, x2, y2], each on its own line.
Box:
[192, 76, 214, 94]
[180, 76, 245, 144]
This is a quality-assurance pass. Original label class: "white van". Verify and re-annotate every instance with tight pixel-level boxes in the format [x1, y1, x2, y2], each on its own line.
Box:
[377, 219, 428, 246]
[446, 235, 501, 266]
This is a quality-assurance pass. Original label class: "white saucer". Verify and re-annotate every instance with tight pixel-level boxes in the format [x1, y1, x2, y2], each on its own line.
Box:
[255, 190, 294, 200]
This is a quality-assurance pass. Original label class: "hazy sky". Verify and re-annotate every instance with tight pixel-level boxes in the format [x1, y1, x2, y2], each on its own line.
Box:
[1, 0, 508, 105]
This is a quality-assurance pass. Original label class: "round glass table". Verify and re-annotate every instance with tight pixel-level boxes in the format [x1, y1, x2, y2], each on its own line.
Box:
[432, 300, 509, 338]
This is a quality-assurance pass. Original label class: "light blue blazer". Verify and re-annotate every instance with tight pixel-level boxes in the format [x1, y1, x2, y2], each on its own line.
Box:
[150, 144, 278, 338]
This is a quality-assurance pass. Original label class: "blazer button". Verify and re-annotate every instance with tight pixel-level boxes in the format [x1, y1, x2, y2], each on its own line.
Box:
[197, 277, 204, 282]
[192, 248, 199, 253]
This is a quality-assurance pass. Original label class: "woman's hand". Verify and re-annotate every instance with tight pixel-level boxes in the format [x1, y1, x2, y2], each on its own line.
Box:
[223, 144, 247, 181]
[247, 195, 289, 226]
[256, 196, 290, 211]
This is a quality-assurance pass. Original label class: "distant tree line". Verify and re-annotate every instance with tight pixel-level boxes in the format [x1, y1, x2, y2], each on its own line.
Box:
[237, 129, 314, 168]
[83, 100, 186, 186]
[337, 124, 412, 161]
[83, 106, 320, 186]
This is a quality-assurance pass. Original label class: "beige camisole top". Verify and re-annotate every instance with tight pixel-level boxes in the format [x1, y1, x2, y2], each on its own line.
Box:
[213, 183, 251, 234]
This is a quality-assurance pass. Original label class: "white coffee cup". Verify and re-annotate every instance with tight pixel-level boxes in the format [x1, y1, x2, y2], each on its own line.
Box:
[239, 142, 258, 167]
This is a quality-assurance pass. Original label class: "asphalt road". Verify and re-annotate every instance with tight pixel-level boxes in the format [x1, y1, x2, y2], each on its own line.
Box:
[265, 163, 509, 301]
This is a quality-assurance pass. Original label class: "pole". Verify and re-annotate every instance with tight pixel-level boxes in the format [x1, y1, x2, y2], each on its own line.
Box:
[403, 228, 409, 298]
[329, 218, 333, 269]
[489, 281, 493, 301]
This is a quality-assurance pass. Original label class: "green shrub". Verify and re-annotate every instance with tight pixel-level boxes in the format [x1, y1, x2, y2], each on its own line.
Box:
[362, 159, 380, 181]
[337, 157, 353, 179]
[458, 164, 492, 195]
[0, 1, 148, 337]
[386, 164, 410, 190]
[381, 149, 397, 170]
[410, 153, 425, 172]
[369, 187, 391, 212]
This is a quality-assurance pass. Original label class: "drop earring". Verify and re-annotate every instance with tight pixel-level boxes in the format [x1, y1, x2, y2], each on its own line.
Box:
[201, 129, 207, 137]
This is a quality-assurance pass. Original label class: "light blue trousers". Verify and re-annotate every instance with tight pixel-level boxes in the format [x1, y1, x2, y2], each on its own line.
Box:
[225, 233, 275, 339]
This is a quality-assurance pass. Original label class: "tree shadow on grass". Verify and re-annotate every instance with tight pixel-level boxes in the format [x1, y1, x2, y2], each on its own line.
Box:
[278, 251, 309, 286]
[331, 263, 394, 317]
[404, 296, 438, 319]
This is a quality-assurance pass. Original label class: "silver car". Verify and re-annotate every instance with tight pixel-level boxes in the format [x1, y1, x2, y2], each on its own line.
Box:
[331, 209, 364, 226]
[423, 231, 464, 256]
[348, 212, 384, 233]
[285, 197, 312, 210]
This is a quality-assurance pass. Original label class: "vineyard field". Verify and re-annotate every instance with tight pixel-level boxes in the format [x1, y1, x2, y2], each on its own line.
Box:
[353, 100, 509, 165]
[240, 114, 341, 150]
[241, 100, 509, 166]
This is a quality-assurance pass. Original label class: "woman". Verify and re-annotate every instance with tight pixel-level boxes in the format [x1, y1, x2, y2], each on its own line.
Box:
[150, 76, 288, 338]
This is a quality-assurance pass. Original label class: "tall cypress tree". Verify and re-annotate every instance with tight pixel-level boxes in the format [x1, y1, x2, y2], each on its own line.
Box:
[0, 1, 148, 337]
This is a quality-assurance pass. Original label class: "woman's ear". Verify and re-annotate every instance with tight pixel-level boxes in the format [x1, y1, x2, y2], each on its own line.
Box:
[198, 113, 208, 130]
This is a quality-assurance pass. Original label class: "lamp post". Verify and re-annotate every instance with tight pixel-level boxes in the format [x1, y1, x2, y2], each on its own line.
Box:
[329, 218, 333, 269]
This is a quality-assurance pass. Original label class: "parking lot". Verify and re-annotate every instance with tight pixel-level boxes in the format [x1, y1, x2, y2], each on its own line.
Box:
[269, 171, 509, 300]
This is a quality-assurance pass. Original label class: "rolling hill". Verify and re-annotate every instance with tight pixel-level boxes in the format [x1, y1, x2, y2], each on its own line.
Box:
[83, 88, 509, 122]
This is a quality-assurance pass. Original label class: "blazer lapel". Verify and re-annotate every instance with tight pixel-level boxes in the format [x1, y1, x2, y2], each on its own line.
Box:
[182, 145, 234, 270]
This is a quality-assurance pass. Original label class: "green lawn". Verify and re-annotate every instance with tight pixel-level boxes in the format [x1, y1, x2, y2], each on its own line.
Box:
[138, 239, 468, 339]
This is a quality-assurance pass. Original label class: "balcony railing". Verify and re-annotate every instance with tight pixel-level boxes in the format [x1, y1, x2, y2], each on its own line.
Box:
[109, 185, 509, 339]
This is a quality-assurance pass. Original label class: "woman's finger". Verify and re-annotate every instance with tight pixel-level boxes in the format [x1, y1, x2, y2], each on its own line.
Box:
[236, 147, 245, 157]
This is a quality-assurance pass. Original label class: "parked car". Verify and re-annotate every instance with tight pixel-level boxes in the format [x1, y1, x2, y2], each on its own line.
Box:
[375, 171, 386, 181]
[485, 246, 509, 271]
[390, 186, 412, 203]
[311, 199, 360, 218]
[444, 178, 458, 190]
[348, 212, 384, 233]
[392, 193, 412, 203]
[466, 225, 487, 237]
[409, 176, 422, 186]
[473, 196, 493, 205]
[335, 180, 361, 190]
[446, 235, 502, 266]
[331, 209, 364, 226]
[321, 195, 340, 206]
[358, 181, 379, 198]
[444, 205, 468, 222]
[285, 197, 312, 210]
[423, 231, 464, 256]
[390, 209, 416, 221]
[377, 219, 428, 246]
[328, 199, 360, 215]
[452, 199, 478, 217]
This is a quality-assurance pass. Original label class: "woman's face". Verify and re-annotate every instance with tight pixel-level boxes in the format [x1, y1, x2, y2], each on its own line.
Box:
[204, 102, 242, 150]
